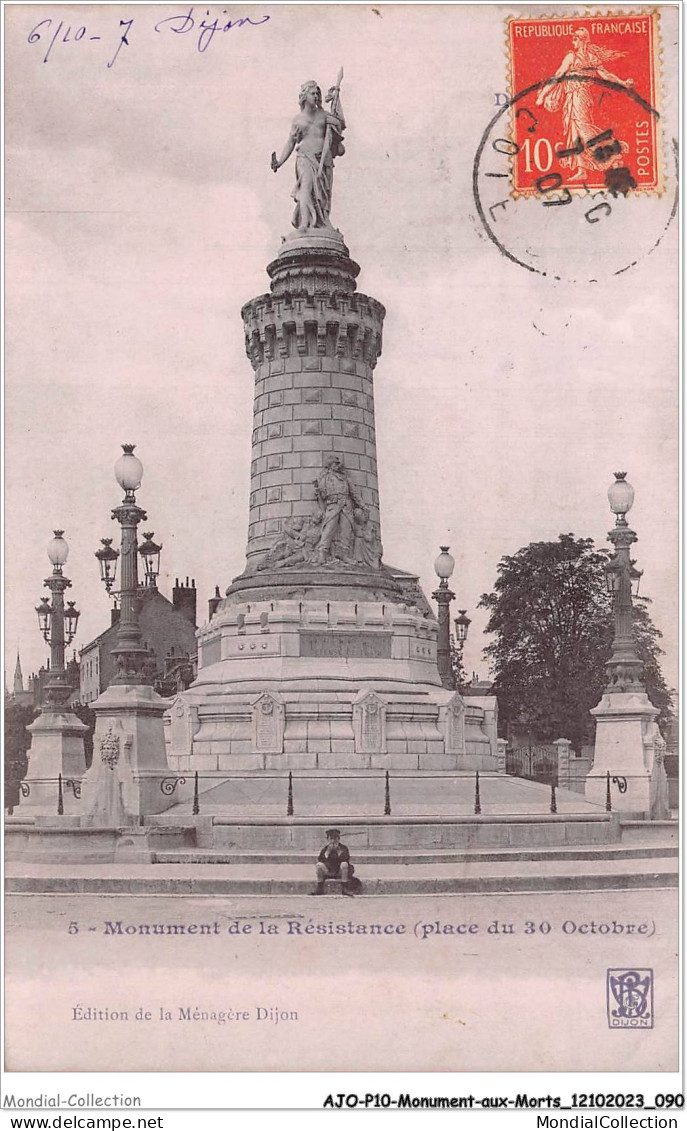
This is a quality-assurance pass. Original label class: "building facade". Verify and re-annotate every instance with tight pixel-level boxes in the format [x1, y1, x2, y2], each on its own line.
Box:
[79, 579, 197, 703]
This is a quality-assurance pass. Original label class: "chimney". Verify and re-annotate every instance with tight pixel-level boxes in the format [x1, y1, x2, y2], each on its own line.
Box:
[111, 605, 121, 626]
[208, 585, 222, 620]
[173, 577, 197, 627]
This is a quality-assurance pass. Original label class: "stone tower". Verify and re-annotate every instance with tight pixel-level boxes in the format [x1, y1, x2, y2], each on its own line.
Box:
[172, 76, 497, 773]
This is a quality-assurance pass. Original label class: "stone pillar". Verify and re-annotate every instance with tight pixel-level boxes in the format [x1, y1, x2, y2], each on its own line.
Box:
[585, 691, 659, 814]
[81, 684, 174, 823]
[239, 239, 385, 575]
[554, 738, 572, 790]
[24, 709, 88, 813]
[649, 732, 670, 820]
[496, 737, 508, 774]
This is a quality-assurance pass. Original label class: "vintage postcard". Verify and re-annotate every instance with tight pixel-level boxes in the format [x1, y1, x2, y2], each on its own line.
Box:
[3, 1, 679, 1089]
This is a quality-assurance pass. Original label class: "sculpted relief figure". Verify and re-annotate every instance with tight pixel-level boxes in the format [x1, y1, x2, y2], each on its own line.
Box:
[314, 454, 361, 563]
[352, 505, 382, 570]
[256, 515, 320, 572]
[254, 455, 381, 573]
[271, 70, 345, 232]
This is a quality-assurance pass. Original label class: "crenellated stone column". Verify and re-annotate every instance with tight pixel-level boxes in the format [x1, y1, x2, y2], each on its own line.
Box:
[235, 238, 387, 586]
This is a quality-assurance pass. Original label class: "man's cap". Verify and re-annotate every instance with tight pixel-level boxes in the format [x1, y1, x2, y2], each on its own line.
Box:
[326, 828, 341, 837]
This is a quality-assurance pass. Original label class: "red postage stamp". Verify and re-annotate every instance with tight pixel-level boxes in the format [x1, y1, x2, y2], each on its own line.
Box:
[507, 12, 661, 195]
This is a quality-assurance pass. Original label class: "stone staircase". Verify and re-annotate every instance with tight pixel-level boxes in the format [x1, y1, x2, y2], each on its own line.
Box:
[5, 830, 677, 896]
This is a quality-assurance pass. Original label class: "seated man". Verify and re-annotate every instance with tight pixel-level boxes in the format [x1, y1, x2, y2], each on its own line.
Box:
[312, 828, 355, 896]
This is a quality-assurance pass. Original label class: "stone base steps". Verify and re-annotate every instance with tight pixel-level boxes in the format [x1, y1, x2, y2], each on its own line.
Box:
[152, 843, 677, 866]
[619, 820, 677, 844]
[5, 853, 678, 896]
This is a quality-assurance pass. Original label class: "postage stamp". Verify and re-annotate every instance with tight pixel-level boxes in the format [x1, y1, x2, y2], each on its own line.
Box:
[507, 12, 661, 195]
[607, 968, 654, 1029]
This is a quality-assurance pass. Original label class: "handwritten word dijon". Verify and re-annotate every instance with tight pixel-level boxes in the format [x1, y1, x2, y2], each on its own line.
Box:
[26, 8, 270, 67]
[155, 8, 271, 53]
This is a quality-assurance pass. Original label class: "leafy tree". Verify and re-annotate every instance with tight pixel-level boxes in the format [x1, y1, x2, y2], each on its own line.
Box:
[449, 635, 469, 693]
[479, 533, 673, 751]
[4, 701, 38, 814]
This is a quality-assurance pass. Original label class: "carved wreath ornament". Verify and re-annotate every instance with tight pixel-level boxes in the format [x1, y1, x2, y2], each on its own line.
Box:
[100, 726, 120, 768]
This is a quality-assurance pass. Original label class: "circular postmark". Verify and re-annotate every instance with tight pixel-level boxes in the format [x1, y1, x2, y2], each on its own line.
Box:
[473, 76, 677, 284]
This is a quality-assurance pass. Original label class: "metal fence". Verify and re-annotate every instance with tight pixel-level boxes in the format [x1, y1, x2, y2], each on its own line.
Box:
[505, 744, 558, 785]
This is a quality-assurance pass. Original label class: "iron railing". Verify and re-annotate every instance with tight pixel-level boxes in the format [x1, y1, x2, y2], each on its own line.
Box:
[6, 774, 81, 816]
[506, 744, 559, 784]
[157, 769, 561, 817]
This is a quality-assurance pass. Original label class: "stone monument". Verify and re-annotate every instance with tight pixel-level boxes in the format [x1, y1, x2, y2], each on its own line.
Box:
[172, 74, 497, 774]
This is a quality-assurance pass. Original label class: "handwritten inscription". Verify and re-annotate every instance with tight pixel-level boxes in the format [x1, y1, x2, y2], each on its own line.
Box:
[155, 8, 270, 53]
[299, 633, 392, 660]
[27, 8, 270, 66]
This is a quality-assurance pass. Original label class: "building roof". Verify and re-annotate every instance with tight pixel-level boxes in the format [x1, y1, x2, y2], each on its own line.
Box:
[79, 587, 195, 659]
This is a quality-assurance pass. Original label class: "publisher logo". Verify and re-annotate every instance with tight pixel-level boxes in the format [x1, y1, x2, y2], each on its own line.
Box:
[607, 968, 654, 1028]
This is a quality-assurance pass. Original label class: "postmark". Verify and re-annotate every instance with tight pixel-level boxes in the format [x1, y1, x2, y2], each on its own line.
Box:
[507, 12, 662, 195]
[607, 968, 654, 1029]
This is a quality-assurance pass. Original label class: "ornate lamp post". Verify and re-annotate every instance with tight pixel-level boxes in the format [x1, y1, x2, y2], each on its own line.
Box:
[80, 445, 175, 825]
[453, 609, 472, 691]
[138, 531, 163, 589]
[24, 531, 87, 811]
[96, 444, 149, 684]
[432, 546, 456, 690]
[586, 472, 662, 816]
[604, 471, 644, 693]
[34, 531, 80, 707]
[94, 538, 119, 596]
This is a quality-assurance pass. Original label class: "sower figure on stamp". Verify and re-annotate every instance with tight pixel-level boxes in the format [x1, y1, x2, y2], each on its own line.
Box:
[271, 71, 345, 231]
[536, 28, 634, 180]
[312, 828, 356, 896]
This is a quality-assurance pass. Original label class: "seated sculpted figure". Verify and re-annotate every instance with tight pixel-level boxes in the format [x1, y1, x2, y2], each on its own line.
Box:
[255, 517, 305, 572]
[352, 505, 382, 570]
[277, 512, 324, 568]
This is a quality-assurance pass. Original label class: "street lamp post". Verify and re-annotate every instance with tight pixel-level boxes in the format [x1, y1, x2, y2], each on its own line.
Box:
[35, 531, 80, 708]
[586, 472, 663, 816]
[24, 531, 88, 812]
[80, 445, 175, 826]
[107, 444, 149, 684]
[453, 609, 471, 691]
[432, 546, 456, 690]
[604, 471, 645, 694]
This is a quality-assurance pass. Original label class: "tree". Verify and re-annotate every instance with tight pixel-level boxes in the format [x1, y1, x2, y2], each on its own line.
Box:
[479, 533, 673, 751]
[4, 700, 38, 814]
[449, 635, 469, 693]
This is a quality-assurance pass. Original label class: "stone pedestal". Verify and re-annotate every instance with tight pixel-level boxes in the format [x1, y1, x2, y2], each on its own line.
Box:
[23, 709, 88, 814]
[554, 738, 572, 790]
[80, 683, 175, 824]
[172, 231, 499, 777]
[176, 596, 499, 772]
[585, 691, 660, 815]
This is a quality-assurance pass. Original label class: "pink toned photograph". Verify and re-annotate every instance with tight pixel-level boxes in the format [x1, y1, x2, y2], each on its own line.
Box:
[3, 2, 679, 1089]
